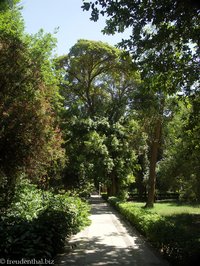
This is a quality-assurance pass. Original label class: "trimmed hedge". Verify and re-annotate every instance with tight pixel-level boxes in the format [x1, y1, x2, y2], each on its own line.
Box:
[108, 197, 200, 265]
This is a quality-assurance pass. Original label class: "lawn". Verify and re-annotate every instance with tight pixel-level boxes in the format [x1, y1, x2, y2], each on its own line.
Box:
[131, 201, 200, 216]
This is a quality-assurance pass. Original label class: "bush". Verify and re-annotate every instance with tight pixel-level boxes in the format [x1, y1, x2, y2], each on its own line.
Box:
[49, 193, 91, 234]
[0, 179, 91, 259]
[7, 179, 45, 220]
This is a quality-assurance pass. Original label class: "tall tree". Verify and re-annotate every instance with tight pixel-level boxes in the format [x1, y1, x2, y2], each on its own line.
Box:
[82, 0, 200, 207]
[57, 40, 141, 198]
[0, 2, 65, 209]
[58, 39, 127, 116]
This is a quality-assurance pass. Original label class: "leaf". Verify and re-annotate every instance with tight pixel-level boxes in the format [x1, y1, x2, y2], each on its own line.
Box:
[82, 2, 90, 11]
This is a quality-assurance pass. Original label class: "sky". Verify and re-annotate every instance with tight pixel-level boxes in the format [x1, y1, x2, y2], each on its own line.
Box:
[21, 0, 131, 56]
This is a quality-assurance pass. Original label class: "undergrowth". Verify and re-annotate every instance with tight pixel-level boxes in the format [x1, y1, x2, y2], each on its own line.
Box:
[0, 179, 91, 259]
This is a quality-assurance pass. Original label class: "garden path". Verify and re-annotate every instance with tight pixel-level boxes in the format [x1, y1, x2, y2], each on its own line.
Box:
[55, 195, 169, 266]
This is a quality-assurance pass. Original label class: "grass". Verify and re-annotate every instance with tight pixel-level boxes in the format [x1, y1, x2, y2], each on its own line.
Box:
[154, 202, 200, 216]
[130, 201, 200, 216]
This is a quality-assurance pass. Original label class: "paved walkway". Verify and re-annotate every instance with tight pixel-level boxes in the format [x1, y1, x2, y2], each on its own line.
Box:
[55, 195, 169, 266]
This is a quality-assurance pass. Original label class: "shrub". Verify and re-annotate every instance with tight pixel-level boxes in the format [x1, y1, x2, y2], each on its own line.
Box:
[7, 179, 45, 220]
[0, 179, 91, 259]
[0, 209, 69, 259]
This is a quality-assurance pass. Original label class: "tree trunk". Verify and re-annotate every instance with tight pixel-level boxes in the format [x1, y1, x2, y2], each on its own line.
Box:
[136, 155, 147, 201]
[107, 173, 117, 196]
[145, 117, 162, 208]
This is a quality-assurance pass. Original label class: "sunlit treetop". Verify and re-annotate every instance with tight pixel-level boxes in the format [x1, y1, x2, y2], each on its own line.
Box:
[82, 0, 200, 45]
[82, 0, 200, 94]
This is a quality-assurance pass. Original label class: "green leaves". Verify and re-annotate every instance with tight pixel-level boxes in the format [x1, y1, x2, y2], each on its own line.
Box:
[0, 178, 91, 259]
[82, 0, 199, 94]
[157, 95, 200, 201]
[58, 39, 134, 118]
[56, 39, 141, 197]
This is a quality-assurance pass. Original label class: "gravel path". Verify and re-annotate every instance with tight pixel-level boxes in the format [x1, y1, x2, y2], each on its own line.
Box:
[55, 195, 170, 266]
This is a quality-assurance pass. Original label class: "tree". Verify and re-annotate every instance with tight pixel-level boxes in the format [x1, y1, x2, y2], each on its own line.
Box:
[57, 40, 141, 198]
[82, 0, 199, 92]
[82, 0, 200, 207]
[0, 0, 20, 11]
[158, 95, 200, 201]
[0, 2, 65, 209]
[130, 85, 166, 206]
[57, 39, 136, 117]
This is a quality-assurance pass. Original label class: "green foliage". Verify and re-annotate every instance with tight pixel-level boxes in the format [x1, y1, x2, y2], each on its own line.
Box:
[157, 95, 200, 201]
[82, 0, 199, 94]
[0, 179, 91, 259]
[57, 39, 139, 118]
[57, 39, 142, 198]
[0, 0, 24, 36]
[9, 178, 44, 220]
[82, 0, 199, 206]
[0, 211, 68, 259]
[0, 31, 65, 204]
[62, 116, 140, 198]
[0, 0, 21, 11]
[0, 1, 65, 207]
[108, 198, 200, 265]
